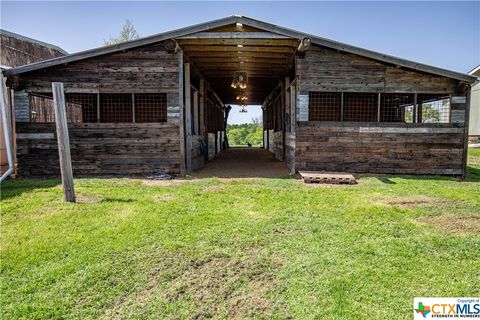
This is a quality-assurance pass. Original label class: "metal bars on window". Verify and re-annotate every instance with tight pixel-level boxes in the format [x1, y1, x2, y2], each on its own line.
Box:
[29, 92, 168, 123]
[380, 93, 415, 123]
[29, 93, 96, 123]
[308, 92, 341, 121]
[343, 93, 378, 122]
[308, 91, 453, 123]
[417, 94, 450, 123]
[134, 93, 167, 123]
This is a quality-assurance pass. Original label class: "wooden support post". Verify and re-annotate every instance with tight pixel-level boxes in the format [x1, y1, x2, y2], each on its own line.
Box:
[413, 93, 417, 123]
[193, 89, 199, 135]
[462, 87, 471, 180]
[96, 93, 100, 123]
[131, 93, 135, 123]
[178, 52, 186, 175]
[285, 77, 290, 131]
[377, 93, 381, 122]
[184, 62, 192, 172]
[340, 92, 344, 122]
[52, 82, 75, 202]
[199, 79, 206, 137]
[290, 79, 296, 132]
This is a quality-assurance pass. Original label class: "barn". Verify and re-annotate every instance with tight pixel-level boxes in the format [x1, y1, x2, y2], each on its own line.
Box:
[2, 16, 476, 178]
[0, 29, 67, 178]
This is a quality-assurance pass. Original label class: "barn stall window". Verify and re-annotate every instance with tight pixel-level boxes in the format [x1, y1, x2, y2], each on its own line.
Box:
[380, 93, 414, 123]
[100, 94, 133, 123]
[343, 93, 378, 122]
[309, 92, 341, 121]
[66, 93, 98, 123]
[134, 93, 167, 123]
[417, 94, 450, 123]
[28, 93, 169, 123]
[29, 93, 96, 123]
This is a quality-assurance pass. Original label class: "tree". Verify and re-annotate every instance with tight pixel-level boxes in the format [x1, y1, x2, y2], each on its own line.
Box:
[104, 20, 140, 46]
[226, 122, 263, 147]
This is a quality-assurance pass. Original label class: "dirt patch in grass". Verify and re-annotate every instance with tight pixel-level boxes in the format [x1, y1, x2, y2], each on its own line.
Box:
[76, 194, 102, 203]
[203, 184, 225, 192]
[416, 214, 480, 235]
[374, 195, 451, 209]
[165, 253, 284, 319]
[106, 250, 285, 319]
[141, 178, 191, 187]
[152, 194, 177, 202]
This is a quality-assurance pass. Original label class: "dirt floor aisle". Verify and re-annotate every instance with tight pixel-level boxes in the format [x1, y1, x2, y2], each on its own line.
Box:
[190, 147, 289, 178]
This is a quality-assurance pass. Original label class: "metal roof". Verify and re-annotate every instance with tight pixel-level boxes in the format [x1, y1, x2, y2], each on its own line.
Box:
[3, 15, 476, 83]
[468, 65, 480, 77]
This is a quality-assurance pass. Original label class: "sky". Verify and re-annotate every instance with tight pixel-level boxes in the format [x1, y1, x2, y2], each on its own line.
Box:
[1, 1, 479, 124]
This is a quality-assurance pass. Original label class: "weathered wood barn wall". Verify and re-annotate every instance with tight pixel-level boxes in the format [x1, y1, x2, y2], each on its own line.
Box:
[293, 45, 469, 175]
[0, 29, 66, 67]
[13, 43, 184, 176]
[4, 16, 474, 177]
[0, 29, 67, 175]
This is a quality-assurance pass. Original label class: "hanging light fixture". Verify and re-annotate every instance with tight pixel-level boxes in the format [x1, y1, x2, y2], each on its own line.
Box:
[231, 71, 248, 89]
[236, 94, 248, 102]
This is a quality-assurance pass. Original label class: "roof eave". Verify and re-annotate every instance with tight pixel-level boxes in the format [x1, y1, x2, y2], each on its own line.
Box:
[4, 15, 476, 83]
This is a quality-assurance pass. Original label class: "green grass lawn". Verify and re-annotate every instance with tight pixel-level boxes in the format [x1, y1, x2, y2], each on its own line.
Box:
[1, 150, 479, 319]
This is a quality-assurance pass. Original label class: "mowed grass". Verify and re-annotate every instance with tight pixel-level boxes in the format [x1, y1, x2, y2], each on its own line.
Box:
[1, 151, 479, 319]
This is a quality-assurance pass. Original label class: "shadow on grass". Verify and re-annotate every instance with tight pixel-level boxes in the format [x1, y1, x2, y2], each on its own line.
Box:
[100, 197, 136, 203]
[376, 176, 397, 184]
[466, 166, 480, 182]
[358, 167, 480, 184]
[1, 178, 61, 201]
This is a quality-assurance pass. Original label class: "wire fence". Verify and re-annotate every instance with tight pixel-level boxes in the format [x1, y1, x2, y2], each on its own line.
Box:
[28, 93, 168, 123]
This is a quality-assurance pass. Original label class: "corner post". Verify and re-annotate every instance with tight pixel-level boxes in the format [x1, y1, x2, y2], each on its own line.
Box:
[178, 51, 186, 175]
[462, 86, 471, 180]
[52, 82, 75, 202]
[184, 62, 192, 172]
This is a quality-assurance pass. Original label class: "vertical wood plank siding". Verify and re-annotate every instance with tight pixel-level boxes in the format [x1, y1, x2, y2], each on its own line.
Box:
[16, 123, 181, 176]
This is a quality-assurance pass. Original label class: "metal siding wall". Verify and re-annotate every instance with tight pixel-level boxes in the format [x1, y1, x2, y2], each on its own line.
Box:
[469, 81, 480, 136]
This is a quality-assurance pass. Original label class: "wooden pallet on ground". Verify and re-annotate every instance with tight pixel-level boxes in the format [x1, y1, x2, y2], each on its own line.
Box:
[299, 171, 356, 185]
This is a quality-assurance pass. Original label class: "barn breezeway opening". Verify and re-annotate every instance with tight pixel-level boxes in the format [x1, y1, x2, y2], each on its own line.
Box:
[177, 23, 300, 176]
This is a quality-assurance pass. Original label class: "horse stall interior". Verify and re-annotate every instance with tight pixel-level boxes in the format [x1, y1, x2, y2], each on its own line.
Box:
[3, 16, 475, 178]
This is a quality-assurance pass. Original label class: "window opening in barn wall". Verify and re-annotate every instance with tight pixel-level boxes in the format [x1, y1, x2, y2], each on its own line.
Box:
[28, 93, 168, 123]
[134, 93, 167, 123]
[343, 93, 378, 122]
[309, 92, 341, 121]
[417, 94, 450, 123]
[307, 91, 453, 124]
[380, 93, 414, 123]
[100, 94, 133, 123]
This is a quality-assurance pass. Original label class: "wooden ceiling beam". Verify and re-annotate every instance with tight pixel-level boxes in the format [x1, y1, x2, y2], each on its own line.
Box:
[177, 38, 299, 46]
[177, 32, 291, 39]
[196, 64, 288, 70]
[185, 51, 293, 58]
[202, 73, 282, 78]
[190, 57, 288, 64]
[182, 45, 295, 53]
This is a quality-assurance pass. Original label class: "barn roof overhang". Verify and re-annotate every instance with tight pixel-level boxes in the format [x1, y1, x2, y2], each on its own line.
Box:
[3, 15, 476, 84]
